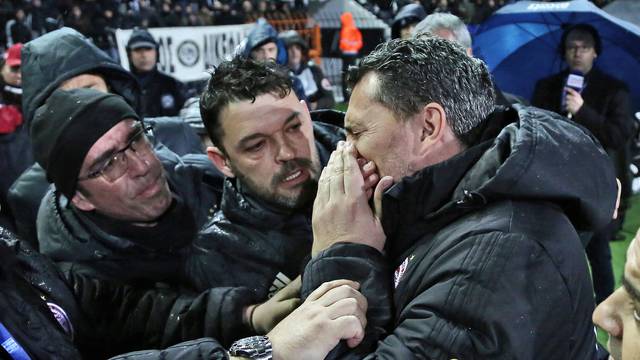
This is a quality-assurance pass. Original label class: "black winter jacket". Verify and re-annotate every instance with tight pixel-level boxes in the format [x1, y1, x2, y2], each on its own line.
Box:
[302, 106, 617, 359]
[36, 146, 221, 283]
[186, 122, 344, 298]
[8, 117, 207, 248]
[0, 227, 232, 359]
[7, 27, 204, 246]
[132, 68, 187, 118]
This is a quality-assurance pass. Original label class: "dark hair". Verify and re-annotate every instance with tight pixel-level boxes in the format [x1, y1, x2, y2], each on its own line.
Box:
[200, 57, 292, 150]
[559, 24, 602, 55]
[347, 37, 496, 146]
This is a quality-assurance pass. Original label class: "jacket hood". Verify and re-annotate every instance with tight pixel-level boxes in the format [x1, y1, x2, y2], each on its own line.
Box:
[391, 4, 426, 39]
[21, 27, 141, 126]
[341, 12, 355, 28]
[243, 20, 277, 56]
[382, 105, 617, 253]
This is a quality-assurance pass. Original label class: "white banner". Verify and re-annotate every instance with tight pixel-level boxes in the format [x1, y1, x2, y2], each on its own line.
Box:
[116, 24, 253, 82]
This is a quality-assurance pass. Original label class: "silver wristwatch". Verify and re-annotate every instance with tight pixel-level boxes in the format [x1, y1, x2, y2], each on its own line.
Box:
[228, 335, 273, 360]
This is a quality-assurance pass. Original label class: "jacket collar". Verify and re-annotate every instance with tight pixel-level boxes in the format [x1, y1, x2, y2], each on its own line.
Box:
[381, 139, 493, 260]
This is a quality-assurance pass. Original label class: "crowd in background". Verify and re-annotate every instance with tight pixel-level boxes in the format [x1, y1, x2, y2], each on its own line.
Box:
[365, 0, 615, 25]
[0, 0, 617, 54]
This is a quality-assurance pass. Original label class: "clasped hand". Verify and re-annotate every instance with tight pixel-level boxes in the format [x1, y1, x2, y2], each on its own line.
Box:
[312, 141, 393, 256]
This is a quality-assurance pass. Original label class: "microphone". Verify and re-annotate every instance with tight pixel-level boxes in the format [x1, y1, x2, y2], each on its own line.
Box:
[562, 71, 584, 119]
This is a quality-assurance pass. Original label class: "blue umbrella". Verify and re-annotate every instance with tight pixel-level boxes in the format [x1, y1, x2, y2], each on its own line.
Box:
[473, 0, 640, 112]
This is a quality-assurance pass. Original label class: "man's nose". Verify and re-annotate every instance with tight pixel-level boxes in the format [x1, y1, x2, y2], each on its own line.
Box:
[126, 149, 152, 176]
[592, 288, 625, 338]
[275, 139, 295, 163]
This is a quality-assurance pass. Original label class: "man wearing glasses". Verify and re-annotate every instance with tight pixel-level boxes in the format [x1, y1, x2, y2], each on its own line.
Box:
[532, 24, 634, 307]
[30, 88, 198, 278]
[27, 88, 242, 355]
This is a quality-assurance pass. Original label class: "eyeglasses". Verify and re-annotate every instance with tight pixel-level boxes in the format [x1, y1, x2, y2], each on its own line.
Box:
[566, 45, 593, 54]
[9, 66, 20, 73]
[78, 124, 154, 183]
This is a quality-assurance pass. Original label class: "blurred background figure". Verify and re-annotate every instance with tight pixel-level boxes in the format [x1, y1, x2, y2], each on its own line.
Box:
[126, 28, 187, 117]
[338, 11, 362, 102]
[531, 24, 633, 303]
[0, 43, 25, 232]
[242, 19, 307, 102]
[5, 8, 31, 47]
[532, 24, 634, 305]
[593, 227, 640, 360]
[391, 3, 426, 39]
[413, 12, 525, 106]
[280, 30, 335, 110]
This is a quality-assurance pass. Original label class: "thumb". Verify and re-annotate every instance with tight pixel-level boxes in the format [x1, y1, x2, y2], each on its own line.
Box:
[373, 176, 393, 219]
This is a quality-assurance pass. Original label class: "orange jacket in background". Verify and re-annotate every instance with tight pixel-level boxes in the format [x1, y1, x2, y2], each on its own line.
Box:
[339, 12, 363, 55]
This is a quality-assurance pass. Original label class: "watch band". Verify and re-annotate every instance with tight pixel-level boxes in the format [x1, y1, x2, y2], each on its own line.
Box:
[228, 335, 273, 360]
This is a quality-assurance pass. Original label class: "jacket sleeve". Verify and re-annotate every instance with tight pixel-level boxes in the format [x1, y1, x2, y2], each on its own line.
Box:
[301, 243, 393, 359]
[7, 164, 50, 249]
[304, 231, 593, 359]
[63, 265, 258, 356]
[108, 338, 228, 360]
[573, 85, 633, 149]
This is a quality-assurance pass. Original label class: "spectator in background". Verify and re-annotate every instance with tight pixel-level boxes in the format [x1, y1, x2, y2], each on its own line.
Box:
[92, 5, 122, 59]
[65, 4, 92, 36]
[242, 19, 307, 102]
[126, 28, 187, 117]
[0, 43, 25, 231]
[5, 8, 31, 46]
[29, 0, 49, 37]
[471, 0, 498, 24]
[413, 13, 526, 106]
[158, 1, 180, 27]
[339, 11, 362, 102]
[532, 24, 633, 305]
[593, 228, 640, 360]
[391, 3, 426, 39]
[280, 30, 335, 110]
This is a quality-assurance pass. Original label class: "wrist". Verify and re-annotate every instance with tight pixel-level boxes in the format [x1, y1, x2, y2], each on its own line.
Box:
[228, 335, 273, 360]
[243, 304, 258, 334]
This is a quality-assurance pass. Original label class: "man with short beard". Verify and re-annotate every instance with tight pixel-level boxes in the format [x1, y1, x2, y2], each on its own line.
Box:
[186, 57, 378, 336]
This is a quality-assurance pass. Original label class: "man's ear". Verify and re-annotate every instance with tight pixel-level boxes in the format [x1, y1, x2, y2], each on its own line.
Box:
[207, 146, 236, 178]
[71, 190, 96, 212]
[417, 102, 447, 149]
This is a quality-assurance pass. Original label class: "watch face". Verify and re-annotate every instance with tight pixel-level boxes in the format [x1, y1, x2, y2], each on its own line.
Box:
[229, 335, 273, 360]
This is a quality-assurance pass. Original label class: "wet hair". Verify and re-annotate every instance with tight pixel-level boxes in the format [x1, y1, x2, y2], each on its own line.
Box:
[200, 56, 292, 150]
[560, 24, 602, 55]
[347, 37, 495, 147]
[413, 13, 472, 50]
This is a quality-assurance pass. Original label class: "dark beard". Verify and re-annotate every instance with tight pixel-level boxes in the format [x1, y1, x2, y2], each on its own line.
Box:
[232, 158, 319, 211]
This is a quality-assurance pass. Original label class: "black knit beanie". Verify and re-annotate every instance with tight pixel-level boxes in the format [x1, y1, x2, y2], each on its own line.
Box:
[31, 88, 140, 199]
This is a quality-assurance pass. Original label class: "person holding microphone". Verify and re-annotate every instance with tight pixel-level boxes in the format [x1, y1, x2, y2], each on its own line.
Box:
[532, 24, 634, 305]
